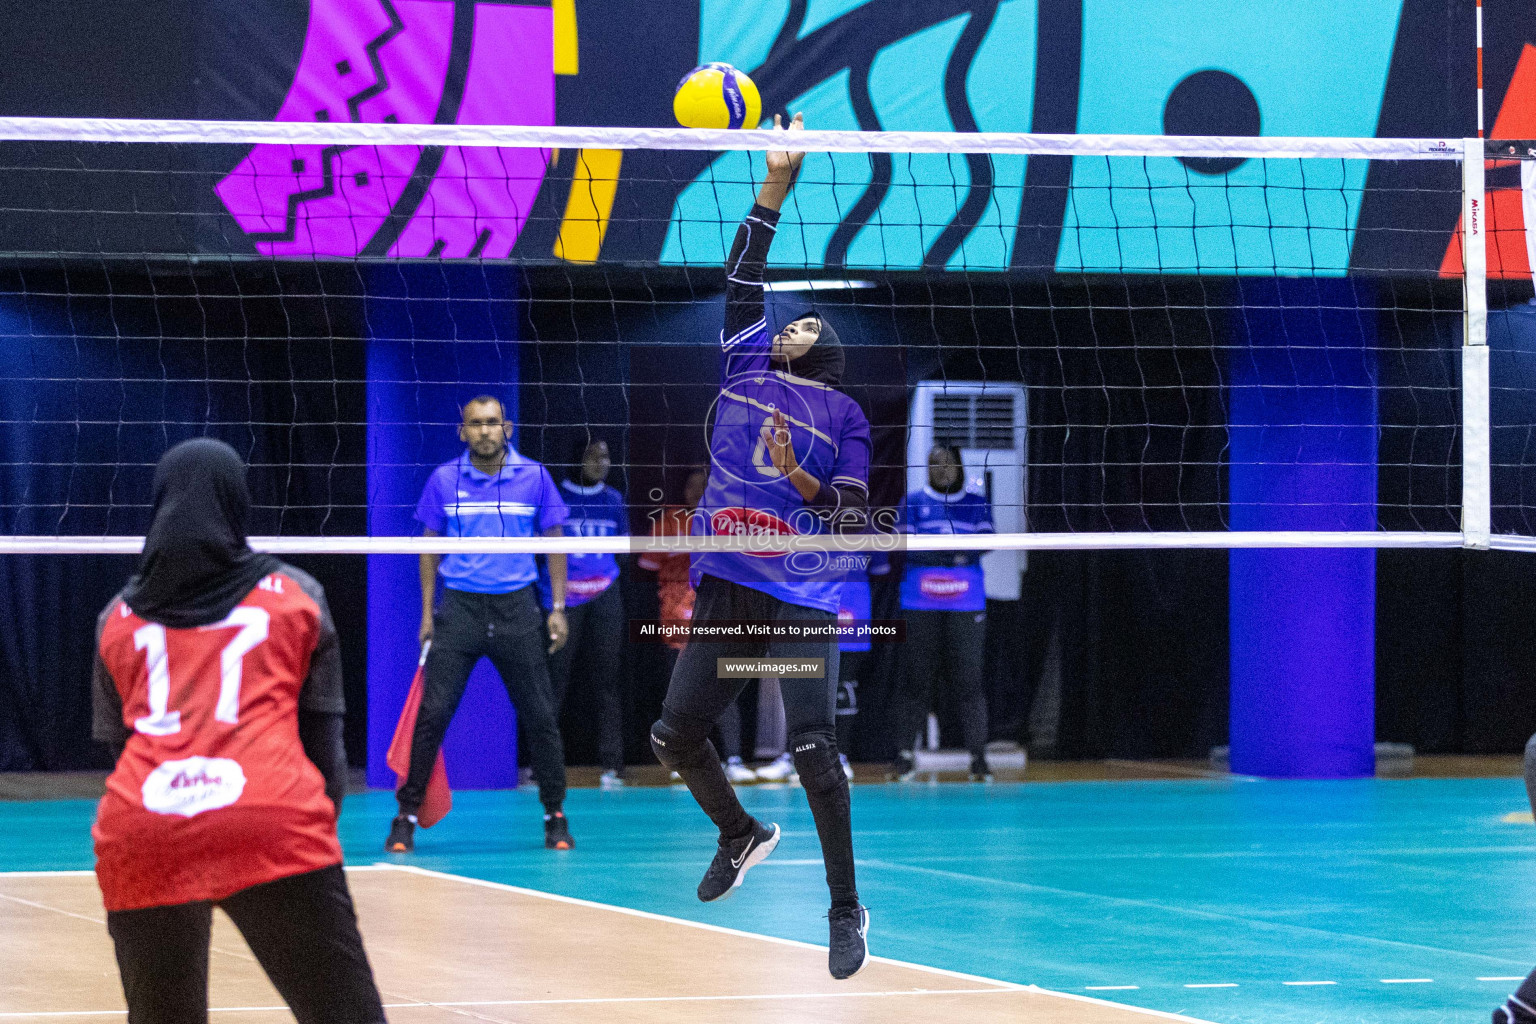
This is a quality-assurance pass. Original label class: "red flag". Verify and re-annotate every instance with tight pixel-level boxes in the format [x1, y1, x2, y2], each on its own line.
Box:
[386, 643, 452, 827]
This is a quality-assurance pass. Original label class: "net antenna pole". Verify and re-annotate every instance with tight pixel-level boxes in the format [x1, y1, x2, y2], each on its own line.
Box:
[1462, 141, 1491, 549]
[1476, 0, 1485, 138]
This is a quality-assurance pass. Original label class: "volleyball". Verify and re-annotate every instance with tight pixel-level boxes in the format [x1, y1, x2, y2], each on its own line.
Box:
[673, 62, 762, 130]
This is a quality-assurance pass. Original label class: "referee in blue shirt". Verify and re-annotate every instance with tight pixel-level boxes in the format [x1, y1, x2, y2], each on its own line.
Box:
[386, 396, 576, 853]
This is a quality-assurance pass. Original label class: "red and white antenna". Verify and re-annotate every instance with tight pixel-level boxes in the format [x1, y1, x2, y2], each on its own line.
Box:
[1476, 0, 1485, 137]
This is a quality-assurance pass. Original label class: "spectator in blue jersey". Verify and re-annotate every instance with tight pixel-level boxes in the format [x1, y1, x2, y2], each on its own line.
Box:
[647, 113, 873, 980]
[539, 439, 626, 789]
[891, 444, 995, 783]
[386, 396, 577, 855]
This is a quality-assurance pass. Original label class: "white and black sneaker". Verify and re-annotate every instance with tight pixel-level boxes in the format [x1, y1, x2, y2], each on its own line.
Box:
[697, 819, 780, 902]
[828, 904, 870, 979]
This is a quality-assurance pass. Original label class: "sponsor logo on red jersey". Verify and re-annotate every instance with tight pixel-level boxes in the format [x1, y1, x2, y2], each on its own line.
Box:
[141, 756, 247, 818]
[919, 574, 971, 600]
[710, 507, 798, 558]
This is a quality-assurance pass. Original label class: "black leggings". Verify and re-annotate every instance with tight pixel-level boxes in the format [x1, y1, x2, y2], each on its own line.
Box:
[654, 575, 857, 907]
[547, 584, 625, 772]
[106, 865, 384, 1024]
[894, 607, 989, 759]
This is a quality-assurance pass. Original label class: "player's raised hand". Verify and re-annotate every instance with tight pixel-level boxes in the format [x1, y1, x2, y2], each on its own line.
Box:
[761, 407, 799, 476]
[765, 113, 806, 178]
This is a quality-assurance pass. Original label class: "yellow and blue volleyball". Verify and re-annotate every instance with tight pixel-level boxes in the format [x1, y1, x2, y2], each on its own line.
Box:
[673, 63, 762, 130]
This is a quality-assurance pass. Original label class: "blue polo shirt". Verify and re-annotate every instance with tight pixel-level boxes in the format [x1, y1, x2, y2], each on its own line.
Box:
[536, 478, 626, 609]
[415, 448, 569, 594]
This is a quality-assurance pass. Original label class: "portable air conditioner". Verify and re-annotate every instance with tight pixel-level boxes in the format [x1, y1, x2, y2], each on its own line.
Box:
[906, 382, 1027, 600]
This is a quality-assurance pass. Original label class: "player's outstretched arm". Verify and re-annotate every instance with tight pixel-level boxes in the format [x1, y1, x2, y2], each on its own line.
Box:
[720, 115, 806, 356]
[755, 112, 805, 213]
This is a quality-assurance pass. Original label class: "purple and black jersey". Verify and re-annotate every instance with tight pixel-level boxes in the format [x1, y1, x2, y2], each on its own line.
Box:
[690, 205, 872, 614]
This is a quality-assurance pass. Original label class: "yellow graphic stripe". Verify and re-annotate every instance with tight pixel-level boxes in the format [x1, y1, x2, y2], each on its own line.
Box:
[553, 0, 578, 75]
[554, 149, 622, 264]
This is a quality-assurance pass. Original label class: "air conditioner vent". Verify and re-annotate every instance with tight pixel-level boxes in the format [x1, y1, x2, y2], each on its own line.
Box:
[931, 392, 1016, 450]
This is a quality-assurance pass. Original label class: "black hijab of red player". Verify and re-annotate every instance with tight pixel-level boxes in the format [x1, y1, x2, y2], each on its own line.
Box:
[122, 438, 282, 629]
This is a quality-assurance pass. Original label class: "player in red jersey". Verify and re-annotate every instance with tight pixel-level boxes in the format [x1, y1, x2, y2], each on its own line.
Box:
[91, 438, 386, 1024]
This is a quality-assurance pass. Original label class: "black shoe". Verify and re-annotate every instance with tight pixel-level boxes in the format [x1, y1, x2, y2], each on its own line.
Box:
[970, 755, 994, 783]
[828, 905, 870, 979]
[889, 753, 916, 782]
[697, 819, 780, 902]
[544, 811, 575, 850]
[385, 814, 416, 853]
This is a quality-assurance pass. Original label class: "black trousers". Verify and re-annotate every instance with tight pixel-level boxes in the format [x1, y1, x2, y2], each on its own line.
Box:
[400, 586, 567, 813]
[660, 646, 745, 760]
[661, 575, 857, 906]
[546, 584, 625, 772]
[895, 607, 989, 759]
[106, 865, 384, 1024]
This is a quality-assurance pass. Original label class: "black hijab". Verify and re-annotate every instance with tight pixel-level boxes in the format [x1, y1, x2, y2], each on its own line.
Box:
[122, 438, 282, 628]
[781, 308, 845, 386]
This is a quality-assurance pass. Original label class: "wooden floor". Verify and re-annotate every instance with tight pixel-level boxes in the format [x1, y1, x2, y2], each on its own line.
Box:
[0, 865, 1209, 1024]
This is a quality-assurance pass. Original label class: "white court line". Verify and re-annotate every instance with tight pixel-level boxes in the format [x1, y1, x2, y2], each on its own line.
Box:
[1481, 977, 1527, 981]
[425, 988, 1011, 1007]
[858, 858, 1527, 965]
[0, 870, 95, 878]
[1183, 983, 1238, 988]
[1380, 979, 1434, 984]
[0, 892, 104, 926]
[371, 864, 1221, 1023]
[1282, 981, 1337, 986]
[0, 991, 1016, 1019]
[1104, 760, 1260, 783]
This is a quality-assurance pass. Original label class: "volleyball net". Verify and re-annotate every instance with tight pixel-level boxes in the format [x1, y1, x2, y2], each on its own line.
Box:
[0, 119, 1527, 556]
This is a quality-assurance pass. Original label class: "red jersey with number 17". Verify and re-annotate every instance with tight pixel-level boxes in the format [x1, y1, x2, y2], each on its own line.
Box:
[92, 570, 342, 912]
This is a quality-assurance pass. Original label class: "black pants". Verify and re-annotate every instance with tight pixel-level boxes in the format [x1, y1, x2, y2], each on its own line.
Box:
[400, 586, 567, 813]
[657, 575, 857, 906]
[106, 865, 384, 1024]
[547, 584, 625, 772]
[837, 650, 864, 756]
[895, 607, 989, 759]
[660, 646, 745, 760]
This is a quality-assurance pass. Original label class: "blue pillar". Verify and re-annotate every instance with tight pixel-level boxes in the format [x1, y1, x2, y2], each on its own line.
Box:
[365, 265, 523, 791]
[1228, 278, 1377, 779]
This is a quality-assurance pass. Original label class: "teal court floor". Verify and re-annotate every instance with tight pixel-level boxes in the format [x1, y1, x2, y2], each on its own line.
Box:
[7, 776, 1536, 1024]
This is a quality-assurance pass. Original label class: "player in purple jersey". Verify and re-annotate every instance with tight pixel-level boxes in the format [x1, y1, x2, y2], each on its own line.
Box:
[648, 114, 872, 981]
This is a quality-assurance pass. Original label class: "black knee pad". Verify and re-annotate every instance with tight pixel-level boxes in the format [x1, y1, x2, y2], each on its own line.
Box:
[789, 730, 845, 795]
[650, 714, 712, 771]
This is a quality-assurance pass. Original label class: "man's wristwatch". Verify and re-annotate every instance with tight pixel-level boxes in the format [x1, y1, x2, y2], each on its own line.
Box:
[551, 602, 566, 613]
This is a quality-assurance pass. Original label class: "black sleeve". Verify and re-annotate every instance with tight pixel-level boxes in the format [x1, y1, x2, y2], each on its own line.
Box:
[721, 204, 781, 346]
[803, 480, 870, 533]
[281, 565, 349, 813]
[284, 566, 346, 716]
[298, 710, 348, 815]
[91, 597, 129, 757]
